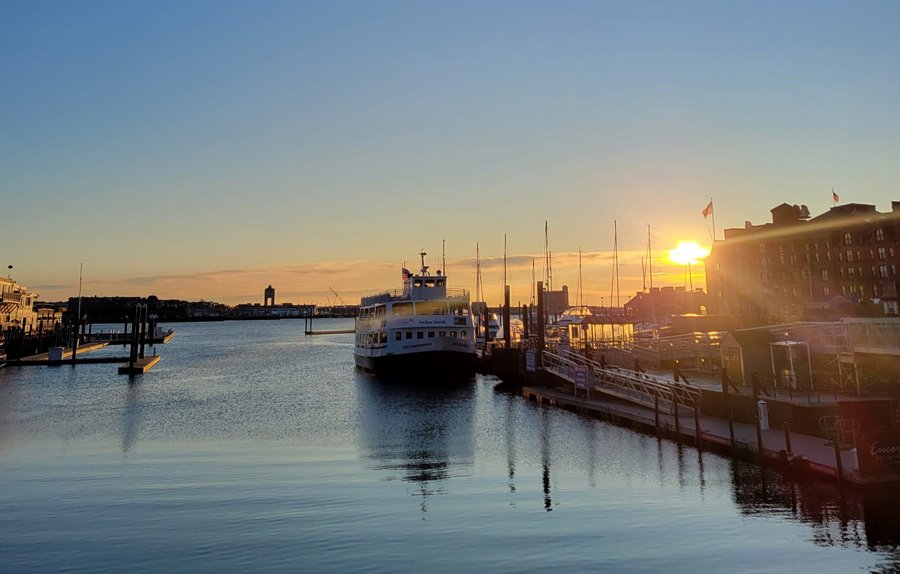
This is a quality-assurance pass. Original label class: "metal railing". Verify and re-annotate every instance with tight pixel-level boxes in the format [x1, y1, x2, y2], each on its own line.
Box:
[542, 349, 701, 413]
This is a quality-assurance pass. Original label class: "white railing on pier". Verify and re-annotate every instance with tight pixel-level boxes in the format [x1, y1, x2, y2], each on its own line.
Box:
[542, 349, 701, 414]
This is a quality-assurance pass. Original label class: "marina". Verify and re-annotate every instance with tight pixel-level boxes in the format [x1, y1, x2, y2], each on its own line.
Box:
[2, 319, 900, 572]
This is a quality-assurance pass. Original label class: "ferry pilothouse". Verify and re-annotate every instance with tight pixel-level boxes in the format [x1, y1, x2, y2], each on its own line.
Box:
[354, 251, 477, 376]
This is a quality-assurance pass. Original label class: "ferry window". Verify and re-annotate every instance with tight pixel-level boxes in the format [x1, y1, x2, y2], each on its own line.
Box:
[414, 279, 424, 287]
[415, 300, 447, 315]
[393, 302, 413, 316]
[436, 279, 445, 287]
[380, 332, 387, 344]
[376, 306, 386, 317]
[451, 331, 457, 338]
[425, 279, 435, 287]
[428, 331, 435, 338]
[395, 332, 402, 341]
[439, 331, 446, 337]
[450, 302, 469, 316]
[405, 332, 412, 340]
[460, 331, 467, 339]
[417, 331, 424, 339]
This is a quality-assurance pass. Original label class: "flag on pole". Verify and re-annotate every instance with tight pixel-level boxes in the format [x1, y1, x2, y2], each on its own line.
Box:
[701, 200, 713, 218]
[832, 188, 840, 204]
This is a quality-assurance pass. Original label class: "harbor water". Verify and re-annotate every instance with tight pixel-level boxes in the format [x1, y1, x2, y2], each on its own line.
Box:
[1, 320, 899, 572]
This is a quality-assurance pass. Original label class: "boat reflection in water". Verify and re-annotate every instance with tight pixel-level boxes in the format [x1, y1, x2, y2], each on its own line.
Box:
[354, 371, 476, 512]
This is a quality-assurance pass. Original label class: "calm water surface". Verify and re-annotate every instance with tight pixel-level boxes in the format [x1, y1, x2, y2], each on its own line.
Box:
[1, 320, 899, 572]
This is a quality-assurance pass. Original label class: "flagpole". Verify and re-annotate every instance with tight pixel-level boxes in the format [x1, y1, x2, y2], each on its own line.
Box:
[710, 197, 716, 242]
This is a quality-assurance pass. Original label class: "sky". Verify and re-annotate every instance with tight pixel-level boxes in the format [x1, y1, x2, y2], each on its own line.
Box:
[3, 0, 899, 306]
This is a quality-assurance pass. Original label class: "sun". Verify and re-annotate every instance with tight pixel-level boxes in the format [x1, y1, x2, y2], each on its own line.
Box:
[669, 241, 710, 265]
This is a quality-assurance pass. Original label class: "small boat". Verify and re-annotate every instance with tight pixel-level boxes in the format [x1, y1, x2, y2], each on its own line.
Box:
[354, 251, 477, 376]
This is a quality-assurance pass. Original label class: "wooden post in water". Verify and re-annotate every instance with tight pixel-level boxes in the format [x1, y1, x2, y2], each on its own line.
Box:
[123, 316, 129, 347]
[654, 393, 660, 433]
[754, 412, 764, 460]
[138, 303, 147, 360]
[784, 421, 793, 456]
[503, 286, 511, 348]
[673, 396, 681, 442]
[522, 305, 529, 340]
[71, 313, 80, 365]
[536, 281, 545, 356]
[833, 438, 844, 484]
[694, 405, 701, 447]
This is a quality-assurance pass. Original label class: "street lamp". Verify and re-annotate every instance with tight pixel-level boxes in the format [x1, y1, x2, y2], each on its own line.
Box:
[6, 265, 11, 279]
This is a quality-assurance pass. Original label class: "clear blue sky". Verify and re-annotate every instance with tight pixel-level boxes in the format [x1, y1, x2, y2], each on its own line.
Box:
[3, 1, 899, 304]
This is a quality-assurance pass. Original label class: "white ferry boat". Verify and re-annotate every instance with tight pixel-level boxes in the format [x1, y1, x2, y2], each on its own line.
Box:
[354, 251, 477, 376]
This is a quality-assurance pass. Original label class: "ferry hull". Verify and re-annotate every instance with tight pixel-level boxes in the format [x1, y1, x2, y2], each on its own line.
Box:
[354, 350, 477, 378]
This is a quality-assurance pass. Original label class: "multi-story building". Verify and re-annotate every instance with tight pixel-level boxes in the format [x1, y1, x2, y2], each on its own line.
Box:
[705, 202, 900, 321]
[0, 277, 39, 333]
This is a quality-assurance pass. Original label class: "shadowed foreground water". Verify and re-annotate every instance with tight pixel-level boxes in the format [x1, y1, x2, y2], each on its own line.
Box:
[1, 320, 899, 572]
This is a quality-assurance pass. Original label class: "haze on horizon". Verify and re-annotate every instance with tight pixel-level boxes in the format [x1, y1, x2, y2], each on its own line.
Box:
[3, 1, 899, 306]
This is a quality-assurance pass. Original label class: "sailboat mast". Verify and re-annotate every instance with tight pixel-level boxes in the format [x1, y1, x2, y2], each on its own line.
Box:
[475, 242, 482, 302]
[578, 247, 583, 307]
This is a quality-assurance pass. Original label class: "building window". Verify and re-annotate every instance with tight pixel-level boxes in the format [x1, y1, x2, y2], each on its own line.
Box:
[821, 269, 829, 281]
[848, 268, 855, 278]
[846, 250, 854, 262]
[843, 232, 852, 246]
[879, 247, 887, 260]
[880, 265, 889, 278]
[876, 228, 885, 242]
[823, 286, 830, 296]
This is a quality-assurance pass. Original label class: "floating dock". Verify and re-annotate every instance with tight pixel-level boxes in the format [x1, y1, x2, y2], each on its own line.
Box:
[118, 355, 162, 375]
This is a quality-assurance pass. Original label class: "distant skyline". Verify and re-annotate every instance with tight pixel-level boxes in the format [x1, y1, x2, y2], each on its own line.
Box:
[3, 1, 899, 305]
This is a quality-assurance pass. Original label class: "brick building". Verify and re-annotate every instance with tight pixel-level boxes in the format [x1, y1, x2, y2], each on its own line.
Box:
[705, 201, 900, 321]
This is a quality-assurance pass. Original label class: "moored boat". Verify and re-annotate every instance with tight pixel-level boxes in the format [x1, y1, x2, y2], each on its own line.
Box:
[354, 251, 477, 377]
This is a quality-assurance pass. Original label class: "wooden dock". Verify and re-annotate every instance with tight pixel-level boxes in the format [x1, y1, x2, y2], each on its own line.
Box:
[118, 355, 162, 375]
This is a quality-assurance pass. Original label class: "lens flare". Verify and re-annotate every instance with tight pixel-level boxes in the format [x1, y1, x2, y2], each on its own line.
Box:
[669, 241, 710, 265]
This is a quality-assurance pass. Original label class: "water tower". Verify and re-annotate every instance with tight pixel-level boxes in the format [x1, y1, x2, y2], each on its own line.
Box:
[264, 285, 275, 307]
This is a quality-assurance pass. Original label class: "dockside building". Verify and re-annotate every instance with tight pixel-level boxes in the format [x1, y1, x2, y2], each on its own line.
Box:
[705, 202, 900, 321]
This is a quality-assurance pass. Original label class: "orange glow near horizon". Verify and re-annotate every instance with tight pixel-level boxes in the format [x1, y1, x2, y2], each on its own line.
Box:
[668, 241, 710, 266]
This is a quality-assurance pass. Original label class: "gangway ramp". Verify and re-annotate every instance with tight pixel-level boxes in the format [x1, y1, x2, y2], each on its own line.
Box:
[542, 350, 701, 416]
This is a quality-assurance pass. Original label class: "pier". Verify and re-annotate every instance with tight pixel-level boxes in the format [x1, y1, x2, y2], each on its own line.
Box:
[502, 348, 900, 487]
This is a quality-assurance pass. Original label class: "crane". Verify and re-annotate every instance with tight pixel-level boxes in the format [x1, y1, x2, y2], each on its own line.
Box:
[329, 287, 346, 306]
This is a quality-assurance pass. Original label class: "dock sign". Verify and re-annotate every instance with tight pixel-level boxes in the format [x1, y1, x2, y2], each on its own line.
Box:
[575, 366, 588, 390]
[526, 350, 537, 372]
[857, 430, 900, 476]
